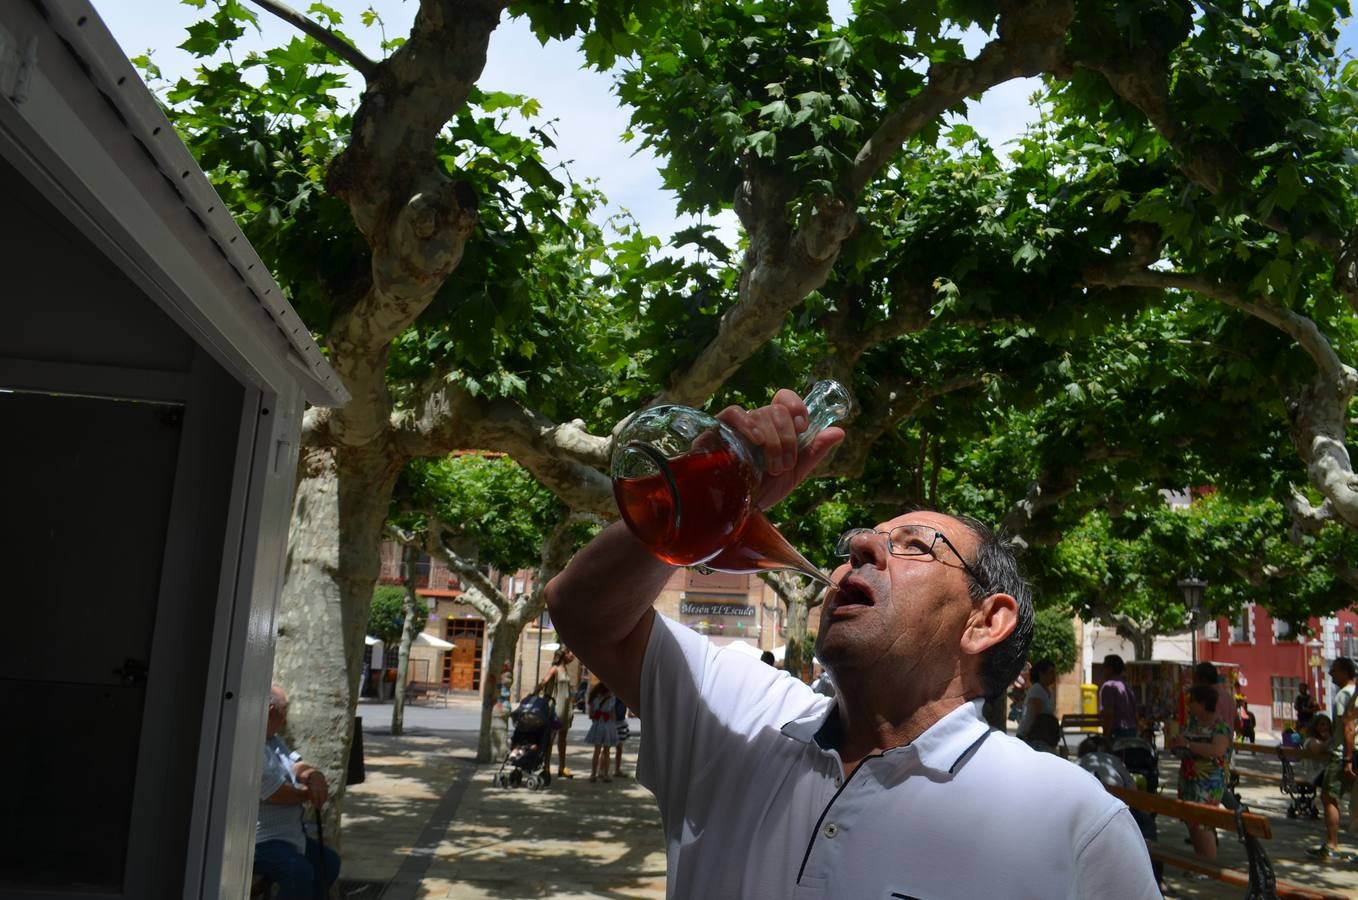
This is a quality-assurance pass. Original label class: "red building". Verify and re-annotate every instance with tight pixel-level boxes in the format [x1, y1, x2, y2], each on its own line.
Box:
[1196, 605, 1358, 732]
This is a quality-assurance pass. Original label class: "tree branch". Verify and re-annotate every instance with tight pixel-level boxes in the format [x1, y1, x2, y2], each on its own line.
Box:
[1284, 484, 1335, 541]
[1082, 265, 1351, 386]
[1000, 442, 1137, 545]
[844, 0, 1075, 196]
[824, 374, 983, 481]
[246, 0, 378, 77]
[1084, 262, 1358, 529]
[1078, 55, 1346, 260]
[428, 521, 505, 623]
[397, 382, 614, 516]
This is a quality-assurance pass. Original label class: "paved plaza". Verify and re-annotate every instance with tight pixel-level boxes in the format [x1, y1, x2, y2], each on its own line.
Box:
[335, 695, 1357, 899]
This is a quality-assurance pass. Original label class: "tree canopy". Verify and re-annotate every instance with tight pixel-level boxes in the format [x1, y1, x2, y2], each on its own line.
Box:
[143, 0, 1358, 820]
[367, 584, 429, 645]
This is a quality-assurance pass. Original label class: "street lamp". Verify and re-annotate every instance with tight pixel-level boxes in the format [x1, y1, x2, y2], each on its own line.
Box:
[1178, 575, 1208, 666]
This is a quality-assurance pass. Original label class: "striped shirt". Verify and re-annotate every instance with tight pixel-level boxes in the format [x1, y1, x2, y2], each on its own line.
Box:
[257, 735, 305, 851]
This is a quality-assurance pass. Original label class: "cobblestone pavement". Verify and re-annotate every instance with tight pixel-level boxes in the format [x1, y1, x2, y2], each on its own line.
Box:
[339, 697, 1358, 898]
[341, 699, 665, 899]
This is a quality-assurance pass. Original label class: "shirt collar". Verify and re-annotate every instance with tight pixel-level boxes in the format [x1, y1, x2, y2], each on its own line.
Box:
[781, 697, 992, 776]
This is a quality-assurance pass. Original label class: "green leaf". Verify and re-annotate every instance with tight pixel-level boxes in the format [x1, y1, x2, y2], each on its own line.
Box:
[747, 130, 776, 158]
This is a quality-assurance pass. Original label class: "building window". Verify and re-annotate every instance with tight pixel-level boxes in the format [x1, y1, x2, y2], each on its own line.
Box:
[1201, 619, 1220, 641]
[1272, 675, 1300, 724]
[1230, 606, 1254, 644]
[1272, 617, 1294, 643]
[1343, 624, 1358, 659]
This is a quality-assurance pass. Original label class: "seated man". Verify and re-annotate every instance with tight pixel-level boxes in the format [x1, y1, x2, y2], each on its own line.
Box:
[255, 685, 340, 899]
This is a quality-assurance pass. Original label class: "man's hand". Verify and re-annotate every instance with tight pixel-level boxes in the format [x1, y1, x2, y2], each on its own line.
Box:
[302, 769, 329, 808]
[714, 388, 845, 510]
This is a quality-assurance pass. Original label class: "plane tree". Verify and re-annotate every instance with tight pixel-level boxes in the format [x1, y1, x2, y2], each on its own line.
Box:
[148, 0, 1358, 826]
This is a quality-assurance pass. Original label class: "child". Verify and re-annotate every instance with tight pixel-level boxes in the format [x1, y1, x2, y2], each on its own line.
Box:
[613, 696, 630, 778]
[586, 681, 618, 783]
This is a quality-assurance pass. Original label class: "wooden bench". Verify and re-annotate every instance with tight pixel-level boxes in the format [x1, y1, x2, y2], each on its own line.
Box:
[1107, 786, 1345, 899]
[1234, 741, 1302, 759]
[409, 681, 449, 706]
[1058, 713, 1102, 751]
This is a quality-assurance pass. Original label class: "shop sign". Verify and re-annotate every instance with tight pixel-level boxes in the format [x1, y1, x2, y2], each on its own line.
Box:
[681, 600, 754, 618]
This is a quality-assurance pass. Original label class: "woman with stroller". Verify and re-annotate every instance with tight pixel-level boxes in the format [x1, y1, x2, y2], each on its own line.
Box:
[585, 681, 619, 782]
[538, 647, 578, 779]
[1170, 684, 1233, 860]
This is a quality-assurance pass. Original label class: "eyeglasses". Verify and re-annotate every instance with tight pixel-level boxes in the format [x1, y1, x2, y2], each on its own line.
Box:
[834, 523, 984, 587]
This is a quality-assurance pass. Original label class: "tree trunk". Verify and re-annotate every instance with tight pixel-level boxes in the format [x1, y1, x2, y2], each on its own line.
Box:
[272, 441, 402, 842]
[477, 616, 519, 762]
[1131, 631, 1155, 661]
[391, 542, 420, 736]
[784, 593, 813, 682]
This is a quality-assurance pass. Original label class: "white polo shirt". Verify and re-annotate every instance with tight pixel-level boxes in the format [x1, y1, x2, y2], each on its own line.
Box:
[638, 614, 1159, 899]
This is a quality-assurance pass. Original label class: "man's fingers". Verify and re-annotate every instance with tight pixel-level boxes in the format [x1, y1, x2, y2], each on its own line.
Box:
[791, 426, 844, 480]
[770, 388, 810, 432]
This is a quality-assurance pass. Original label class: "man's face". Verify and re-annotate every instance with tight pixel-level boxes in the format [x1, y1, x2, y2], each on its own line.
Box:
[815, 511, 980, 684]
[267, 692, 288, 737]
[1330, 665, 1350, 688]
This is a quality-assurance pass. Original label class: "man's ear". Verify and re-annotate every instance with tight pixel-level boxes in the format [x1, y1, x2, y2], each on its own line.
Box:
[960, 592, 1018, 658]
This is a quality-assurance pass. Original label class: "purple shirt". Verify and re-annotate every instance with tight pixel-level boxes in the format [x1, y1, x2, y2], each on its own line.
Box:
[1099, 677, 1138, 731]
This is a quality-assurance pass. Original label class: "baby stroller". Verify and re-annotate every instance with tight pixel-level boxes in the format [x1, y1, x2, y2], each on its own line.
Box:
[493, 693, 559, 791]
[1112, 737, 1160, 794]
[1278, 746, 1320, 819]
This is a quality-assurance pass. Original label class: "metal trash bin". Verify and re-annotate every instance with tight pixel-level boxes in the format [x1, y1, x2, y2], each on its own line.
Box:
[346, 716, 365, 785]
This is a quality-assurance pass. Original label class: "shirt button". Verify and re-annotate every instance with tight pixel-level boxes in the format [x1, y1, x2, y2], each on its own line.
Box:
[834, 775, 843, 787]
[823, 823, 839, 838]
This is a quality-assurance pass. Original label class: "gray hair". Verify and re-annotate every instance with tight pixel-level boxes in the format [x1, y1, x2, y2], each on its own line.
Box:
[955, 514, 1034, 699]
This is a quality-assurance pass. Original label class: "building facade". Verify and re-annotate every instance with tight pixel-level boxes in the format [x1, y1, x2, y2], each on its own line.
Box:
[1196, 606, 1358, 733]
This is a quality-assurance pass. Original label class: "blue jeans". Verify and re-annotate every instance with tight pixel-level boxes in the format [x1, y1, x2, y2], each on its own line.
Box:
[254, 838, 339, 900]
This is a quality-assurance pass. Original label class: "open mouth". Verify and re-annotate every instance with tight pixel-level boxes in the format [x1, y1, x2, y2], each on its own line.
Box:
[830, 576, 875, 612]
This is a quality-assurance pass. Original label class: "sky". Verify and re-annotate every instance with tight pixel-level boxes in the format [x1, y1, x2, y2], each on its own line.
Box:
[100, 1, 1355, 252]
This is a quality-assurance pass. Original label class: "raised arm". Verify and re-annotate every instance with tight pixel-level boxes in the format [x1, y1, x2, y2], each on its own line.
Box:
[544, 389, 843, 715]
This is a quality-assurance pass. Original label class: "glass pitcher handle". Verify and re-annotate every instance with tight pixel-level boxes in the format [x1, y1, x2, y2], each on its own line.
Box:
[796, 380, 852, 450]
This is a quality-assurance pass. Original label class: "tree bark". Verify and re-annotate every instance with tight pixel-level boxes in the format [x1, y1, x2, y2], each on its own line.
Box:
[273, 441, 402, 842]
[478, 616, 521, 762]
[391, 542, 421, 736]
[765, 572, 826, 683]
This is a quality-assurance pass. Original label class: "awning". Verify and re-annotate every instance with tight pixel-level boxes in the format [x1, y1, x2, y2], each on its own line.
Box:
[720, 640, 763, 658]
[364, 635, 381, 646]
[414, 633, 454, 650]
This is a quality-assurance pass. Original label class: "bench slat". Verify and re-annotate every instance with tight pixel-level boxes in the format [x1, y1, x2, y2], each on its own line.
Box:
[1149, 845, 1346, 900]
[1234, 741, 1303, 759]
[1106, 785, 1272, 839]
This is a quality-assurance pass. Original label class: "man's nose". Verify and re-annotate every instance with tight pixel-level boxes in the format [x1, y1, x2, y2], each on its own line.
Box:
[846, 530, 889, 568]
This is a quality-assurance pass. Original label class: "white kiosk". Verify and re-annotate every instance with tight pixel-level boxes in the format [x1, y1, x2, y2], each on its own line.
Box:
[0, 3, 347, 898]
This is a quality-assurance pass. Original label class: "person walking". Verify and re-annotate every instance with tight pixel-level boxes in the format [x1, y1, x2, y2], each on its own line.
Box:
[1309, 657, 1357, 861]
[543, 386, 1158, 899]
[585, 681, 618, 782]
[538, 648, 578, 778]
[1099, 654, 1139, 739]
[1016, 658, 1056, 742]
[1296, 683, 1317, 731]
